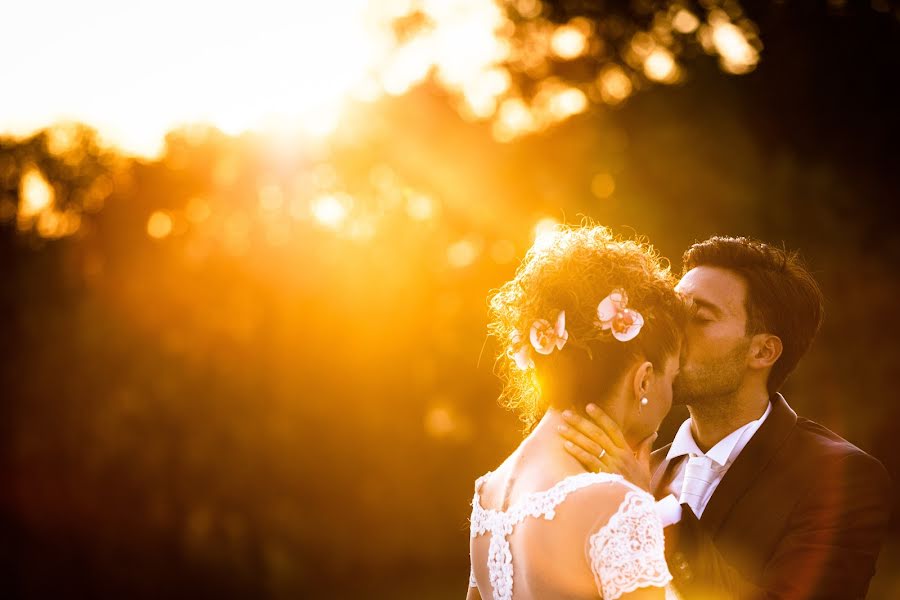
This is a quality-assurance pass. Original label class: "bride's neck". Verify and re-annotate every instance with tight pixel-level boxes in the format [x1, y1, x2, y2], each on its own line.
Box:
[517, 408, 584, 470]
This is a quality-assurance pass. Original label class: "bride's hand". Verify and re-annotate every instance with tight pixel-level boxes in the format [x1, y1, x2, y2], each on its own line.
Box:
[559, 404, 657, 491]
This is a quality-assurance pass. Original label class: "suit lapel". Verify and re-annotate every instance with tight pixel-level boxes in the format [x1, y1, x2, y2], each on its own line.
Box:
[650, 444, 682, 500]
[699, 393, 798, 535]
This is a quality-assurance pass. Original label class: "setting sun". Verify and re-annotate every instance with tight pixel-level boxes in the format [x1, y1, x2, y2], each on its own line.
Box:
[0, 0, 401, 157]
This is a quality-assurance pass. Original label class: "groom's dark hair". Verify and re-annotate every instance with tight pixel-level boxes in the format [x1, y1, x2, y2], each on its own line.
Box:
[683, 236, 824, 394]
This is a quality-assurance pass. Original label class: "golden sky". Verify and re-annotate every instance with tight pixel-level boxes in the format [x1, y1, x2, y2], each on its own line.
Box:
[1, 0, 405, 156]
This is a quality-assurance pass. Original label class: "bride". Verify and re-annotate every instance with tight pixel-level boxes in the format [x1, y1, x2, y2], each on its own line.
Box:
[468, 225, 687, 600]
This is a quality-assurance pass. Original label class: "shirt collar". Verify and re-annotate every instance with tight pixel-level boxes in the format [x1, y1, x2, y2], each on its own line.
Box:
[666, 418, 703, 462]
[665, 401, 773, 467]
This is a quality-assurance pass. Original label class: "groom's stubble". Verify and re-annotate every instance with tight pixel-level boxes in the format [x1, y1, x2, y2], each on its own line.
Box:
[672, 336, 750, 410]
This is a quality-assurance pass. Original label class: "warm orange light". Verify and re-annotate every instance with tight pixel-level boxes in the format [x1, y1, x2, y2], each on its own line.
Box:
[288, 198, 308, 222]
[2, 1, 512, 157]
[34, 209, 80, 240]
[16, 167, 82, 238]
[407, 194, 437, 221]
[223, 213, 251, 255]
[547, 87, 588, 120]
[551, 25, 587, 60]
[60, 211, 82, 237]
[598, 65, 633, 104]
[672, 9, 700, 34]
[311, 194, 351, 229]
[347, 219, 377, 242]
[494, 98, 536, 141]
[18, 167, 54, 221]
[711, 22, 759, 74]
[265, 221, 291, 247]
[185, 197, 212, 224]
[514, 0, 543, 20]
[447, 238, 480, 268]
[644, 48, 679, 83]
[489, 240, 517, 264]
[147, 211, 174, 239]
[591, 173, 616, 199]
[258, 184, 284, 213]
[533, 217, 560, 251]
[36, 210, 61, 239]
[424, 404, 463, 440]
[0, 198, 16, 223]
[45, 124, 83, 159]
[462, 68, 511, 119]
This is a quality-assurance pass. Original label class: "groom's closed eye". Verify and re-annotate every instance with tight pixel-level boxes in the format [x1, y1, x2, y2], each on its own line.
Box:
[688, 306, 711, 323]
[690, 298, 720, 322]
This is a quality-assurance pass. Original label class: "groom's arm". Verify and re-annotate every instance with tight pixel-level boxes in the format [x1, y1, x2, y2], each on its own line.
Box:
[664, 509, 763, 599]
[669, 451, 892, 600]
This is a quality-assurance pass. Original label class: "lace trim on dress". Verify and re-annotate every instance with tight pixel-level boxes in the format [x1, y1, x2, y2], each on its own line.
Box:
[469, 471, 624, 600]
[588, 491, 673, 600]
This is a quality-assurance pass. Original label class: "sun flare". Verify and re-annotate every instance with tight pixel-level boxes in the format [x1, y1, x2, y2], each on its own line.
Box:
[0, 0, 410, 157]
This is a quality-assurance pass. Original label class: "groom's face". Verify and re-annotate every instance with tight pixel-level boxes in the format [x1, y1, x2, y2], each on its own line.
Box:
[672, 266, 752, 406]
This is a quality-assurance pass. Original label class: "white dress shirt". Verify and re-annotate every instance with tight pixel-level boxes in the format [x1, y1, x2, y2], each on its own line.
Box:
[654, 401, 772, 526]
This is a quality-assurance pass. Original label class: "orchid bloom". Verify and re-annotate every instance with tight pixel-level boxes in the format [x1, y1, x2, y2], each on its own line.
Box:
[512, 344, 535, 370]
[530, 310, 569, 355]
[596, 288, 644, 342]
[510, 330, 535, 370]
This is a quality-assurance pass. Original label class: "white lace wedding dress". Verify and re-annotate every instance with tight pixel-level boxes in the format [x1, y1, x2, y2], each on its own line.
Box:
[468, 471, 675, 600]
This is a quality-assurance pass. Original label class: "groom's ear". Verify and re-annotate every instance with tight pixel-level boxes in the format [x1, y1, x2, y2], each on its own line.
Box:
[748, 334, 783, 370]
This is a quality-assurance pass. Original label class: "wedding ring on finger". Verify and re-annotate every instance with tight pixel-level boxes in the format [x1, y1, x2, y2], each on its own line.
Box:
[598, 449, 607, 459]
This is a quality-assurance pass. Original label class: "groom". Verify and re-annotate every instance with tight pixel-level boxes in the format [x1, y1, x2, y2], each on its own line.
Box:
[560, 236, 892, 599]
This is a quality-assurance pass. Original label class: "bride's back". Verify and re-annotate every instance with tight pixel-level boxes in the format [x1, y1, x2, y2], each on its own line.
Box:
[470, 459, 643, 600]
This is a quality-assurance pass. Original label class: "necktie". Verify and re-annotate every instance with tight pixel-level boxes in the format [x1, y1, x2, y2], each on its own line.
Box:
[679, 454, 718, 517]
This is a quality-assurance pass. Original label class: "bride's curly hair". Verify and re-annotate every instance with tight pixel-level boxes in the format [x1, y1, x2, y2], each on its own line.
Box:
[488, 223, 688, 428]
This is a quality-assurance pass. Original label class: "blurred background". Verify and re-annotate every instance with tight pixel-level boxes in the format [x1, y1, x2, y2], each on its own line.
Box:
[1, 0, 898, 598]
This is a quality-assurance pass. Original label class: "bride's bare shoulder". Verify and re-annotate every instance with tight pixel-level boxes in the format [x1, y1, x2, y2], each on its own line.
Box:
[470, 458, 512, 507]
[557, 475, 650, 529]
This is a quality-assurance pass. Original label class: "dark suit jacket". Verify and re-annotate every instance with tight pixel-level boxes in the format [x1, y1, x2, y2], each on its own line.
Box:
[650, 394, 892, 600]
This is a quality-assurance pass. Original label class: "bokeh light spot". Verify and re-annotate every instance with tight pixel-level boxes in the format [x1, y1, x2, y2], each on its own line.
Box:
[311, 194, 351, 230]
[547, 87, 588, 120]
[643, 48, 679, 82]
[147, 211, 174, 239]
[591, 173, 616, 199]
[598, 65, 633, 105]
[406, 193, 437, 221]
[672, 9, 700, 34]
[447, 238, 480, 268]
[18, 167, 54, 222]
[712, 22, 759, 74]
[551, 25, 588, 60]
[424, 405, 455, 439]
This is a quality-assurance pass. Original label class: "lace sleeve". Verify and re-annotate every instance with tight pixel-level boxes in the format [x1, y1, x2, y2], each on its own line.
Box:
[469, 565, 477, 588]
[588, 490, 672, 600]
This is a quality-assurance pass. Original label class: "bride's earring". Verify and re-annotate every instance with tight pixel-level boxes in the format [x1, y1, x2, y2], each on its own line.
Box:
[639, 397, 649, 413]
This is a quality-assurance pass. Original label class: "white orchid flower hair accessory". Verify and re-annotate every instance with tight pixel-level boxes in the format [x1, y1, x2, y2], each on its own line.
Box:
[510, 288, 644, 370]
[510, 310, 568, 370]
[530, 310, 569, 355]
[510, 330, 535, 370]
[596, 287, 644, 342]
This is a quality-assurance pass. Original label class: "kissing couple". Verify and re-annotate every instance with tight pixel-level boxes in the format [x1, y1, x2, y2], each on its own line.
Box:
[467, 225, 891, 600]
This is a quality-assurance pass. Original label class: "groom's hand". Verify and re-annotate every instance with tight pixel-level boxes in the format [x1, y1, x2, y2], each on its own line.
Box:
[559, 404, 655, 491]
